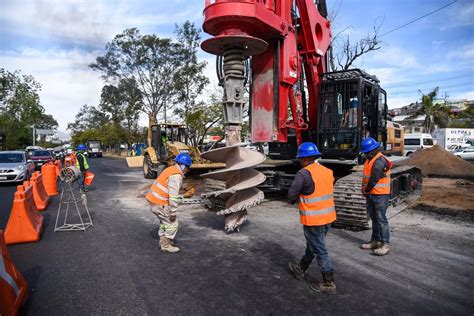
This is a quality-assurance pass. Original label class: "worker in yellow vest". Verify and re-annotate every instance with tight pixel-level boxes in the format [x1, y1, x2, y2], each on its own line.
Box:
[146, 153, 192, 253]
[76, 144, 89, 193]
[287, 142, 337, 294]
[360, 137, 392, 256]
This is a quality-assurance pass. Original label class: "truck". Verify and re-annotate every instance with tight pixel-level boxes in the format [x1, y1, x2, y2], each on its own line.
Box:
[87, 140, 103, 158]
[200, 0, 423, 230]
[432, 128, 474, 151]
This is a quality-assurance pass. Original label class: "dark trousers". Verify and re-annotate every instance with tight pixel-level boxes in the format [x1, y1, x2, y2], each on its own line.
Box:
[366, 194, 390, 243]
[300, 224, 333, 273]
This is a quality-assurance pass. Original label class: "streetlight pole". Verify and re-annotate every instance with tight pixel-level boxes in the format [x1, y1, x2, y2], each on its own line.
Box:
[32, 124, 35, 146]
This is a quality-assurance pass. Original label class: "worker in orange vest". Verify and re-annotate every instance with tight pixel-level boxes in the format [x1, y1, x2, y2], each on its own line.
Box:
[287, 142, 337, 294]
[146, 153, 192, 253]
[360, 137, 392, 256]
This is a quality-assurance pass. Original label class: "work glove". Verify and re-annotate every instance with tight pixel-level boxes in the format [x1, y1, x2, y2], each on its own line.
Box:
[169, 215, 177, 223]
[183, 187, 195, 198]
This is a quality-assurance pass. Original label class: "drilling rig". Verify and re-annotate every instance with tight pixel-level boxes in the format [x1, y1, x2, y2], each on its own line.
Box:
[201, 0, 422, 231]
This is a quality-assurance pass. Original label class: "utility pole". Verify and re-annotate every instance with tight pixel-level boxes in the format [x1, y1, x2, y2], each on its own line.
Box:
[32, 124, 36, 146]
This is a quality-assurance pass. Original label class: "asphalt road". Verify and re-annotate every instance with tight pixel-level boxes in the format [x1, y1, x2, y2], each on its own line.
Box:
[1, 157, 473, 315]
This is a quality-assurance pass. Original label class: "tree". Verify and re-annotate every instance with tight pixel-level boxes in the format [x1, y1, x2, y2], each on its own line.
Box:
[90, 28, 183, 125]
[185, 92, 223, 149]
[0, 68, 57, 149]
[173, 21, 210, 139]
[410, 87, 450, 133]
[67, 104, 107, 135]
[327, 6, 383, 71]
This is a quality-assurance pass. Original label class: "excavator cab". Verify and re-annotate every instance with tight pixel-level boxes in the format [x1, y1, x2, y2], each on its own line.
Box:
[317, 69, 388, 165]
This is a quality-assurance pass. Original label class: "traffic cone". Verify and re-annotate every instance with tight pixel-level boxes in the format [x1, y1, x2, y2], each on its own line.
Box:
[0, 230, 28, 316]
[4, 183, 44, 245]
[29, 172, 50, 211]
[41, 163, 58, 196]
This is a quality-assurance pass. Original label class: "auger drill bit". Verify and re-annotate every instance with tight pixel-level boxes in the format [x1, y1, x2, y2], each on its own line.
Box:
[201, 144, 266, 232]
[198, 45, 267, 232]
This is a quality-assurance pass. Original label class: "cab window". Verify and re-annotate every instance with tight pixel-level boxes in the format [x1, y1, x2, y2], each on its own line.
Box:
[423, 138, 433, 146]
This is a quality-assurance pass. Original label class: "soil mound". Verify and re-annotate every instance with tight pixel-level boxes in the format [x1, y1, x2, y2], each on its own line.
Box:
[395, 145, 474, 178]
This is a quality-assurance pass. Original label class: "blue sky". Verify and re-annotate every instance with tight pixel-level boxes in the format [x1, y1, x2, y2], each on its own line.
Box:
[1, 0, 473, 130]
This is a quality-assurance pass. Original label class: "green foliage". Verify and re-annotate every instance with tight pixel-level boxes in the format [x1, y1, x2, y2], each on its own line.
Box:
[185, 92, 223, 148]
[90, 28, 183, 122]
[0, 68, 58, 149]
[410, 87, 450, 133]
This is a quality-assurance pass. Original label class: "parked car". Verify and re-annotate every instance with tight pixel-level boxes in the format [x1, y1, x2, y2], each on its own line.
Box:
[30, 149, 54, 170]
[403, 133, 434, 156]
[87, 140, 103, 157]
[453, 146, 474, 161]
[0, 151, 35, 183]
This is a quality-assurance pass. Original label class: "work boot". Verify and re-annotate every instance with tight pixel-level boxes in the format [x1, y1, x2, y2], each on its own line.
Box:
[160, 237, 180, 253]
[360, 240, 382, 250]
[373, 243, 390, 256]
[310, 271, 337, 295]
[288, 262, 306, 280]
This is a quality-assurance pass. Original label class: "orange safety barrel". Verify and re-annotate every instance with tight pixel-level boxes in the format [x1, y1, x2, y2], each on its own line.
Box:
[54, 160, 62, 177]
[29, 172, 50, 211]
[41, 163, 58, 196]
[4, 183, 44, 245]
[84, 171, 95, 186]
[0, 230, 28, 316]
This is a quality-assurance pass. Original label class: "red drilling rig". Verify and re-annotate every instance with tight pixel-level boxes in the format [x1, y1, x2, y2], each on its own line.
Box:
[201, 0, 422, 230]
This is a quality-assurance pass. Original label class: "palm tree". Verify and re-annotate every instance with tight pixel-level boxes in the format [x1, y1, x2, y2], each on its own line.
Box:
[409, 87, 450, 133]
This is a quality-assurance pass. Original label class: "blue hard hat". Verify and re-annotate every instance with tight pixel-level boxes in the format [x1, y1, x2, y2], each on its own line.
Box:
[175, 153, 192, 166]
[296, 142, 321, 158]
[77, 144, 87, 151]
[360, 137, 381, 153]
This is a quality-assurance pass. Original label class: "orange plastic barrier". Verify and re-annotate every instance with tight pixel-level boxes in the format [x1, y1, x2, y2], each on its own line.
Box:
[41, 163, 58, 196]
[84, 171, 95, 186]
[54, 160, 62, 177]
[0, 230, 28, 316]
[4, 183, 44, 245]
[29, 172, 50, 211]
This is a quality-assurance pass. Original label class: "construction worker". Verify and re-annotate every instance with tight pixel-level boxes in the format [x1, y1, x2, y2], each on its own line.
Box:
[287, 142, 337, 294]
[360, 137, 392, 256]
[146, 153, 192, 253]
[76, 144, 89, 193]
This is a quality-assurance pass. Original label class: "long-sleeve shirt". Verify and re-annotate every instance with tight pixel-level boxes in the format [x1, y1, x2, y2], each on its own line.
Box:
[365, 156, 389, 193]
[167, 174, 183, 216]
[287, 165, 316, 204]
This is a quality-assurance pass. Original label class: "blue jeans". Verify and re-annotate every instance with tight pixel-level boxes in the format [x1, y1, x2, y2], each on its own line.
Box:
[366, 194, 390, 243]
[78, 171, 85, 189]
[300, 225, 333, 273]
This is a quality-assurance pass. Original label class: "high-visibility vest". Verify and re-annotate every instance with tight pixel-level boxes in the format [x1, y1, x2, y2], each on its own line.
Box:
[362, 152, 392, 195]
[75, 153, 89, 170]
[146, 165, 182, 205]
[298, 163, 336, 226]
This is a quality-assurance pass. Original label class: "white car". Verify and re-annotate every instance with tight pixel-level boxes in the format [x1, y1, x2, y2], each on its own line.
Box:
[0, 151, 35, 183]
[453, 146, 474, 160]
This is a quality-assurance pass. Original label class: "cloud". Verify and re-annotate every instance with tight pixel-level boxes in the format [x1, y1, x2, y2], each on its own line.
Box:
[447, 43, 474, 61]
[1, 48, 103, 130]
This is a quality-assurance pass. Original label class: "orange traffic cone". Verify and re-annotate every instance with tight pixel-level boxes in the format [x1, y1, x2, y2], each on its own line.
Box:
[41, 163, 58, 196]
[4, 183, 44, 245]
[0, 230, 28, 316]
[29, 172, 50, 211]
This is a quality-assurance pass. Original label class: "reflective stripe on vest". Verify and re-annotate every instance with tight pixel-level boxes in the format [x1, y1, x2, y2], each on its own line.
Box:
[0, 254, 20, 296]
[75, 153, 89, 169]
[146, 165, 182, 205]
[362, 152, 391, 195]
[298, 163, 336, 226]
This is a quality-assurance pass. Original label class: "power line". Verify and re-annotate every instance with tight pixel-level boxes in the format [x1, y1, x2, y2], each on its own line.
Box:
[380, 0, 457, 37]
[385, 74, 474, 89]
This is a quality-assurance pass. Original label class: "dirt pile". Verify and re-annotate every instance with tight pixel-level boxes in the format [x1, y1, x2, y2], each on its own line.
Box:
[395, 145, 474, 178]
